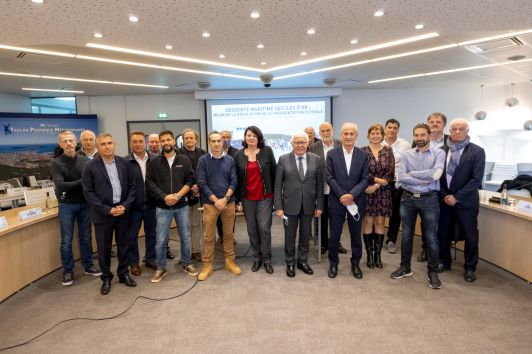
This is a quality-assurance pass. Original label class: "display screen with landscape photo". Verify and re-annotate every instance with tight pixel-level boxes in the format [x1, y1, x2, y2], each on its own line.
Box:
[0, 114, 98, 180]
[210, 100, 327, 161]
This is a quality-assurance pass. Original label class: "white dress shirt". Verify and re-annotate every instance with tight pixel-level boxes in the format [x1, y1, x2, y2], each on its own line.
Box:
[383, 137, 411, 185]
[343, 146, 353, 176]
[134, 152, 148, 182]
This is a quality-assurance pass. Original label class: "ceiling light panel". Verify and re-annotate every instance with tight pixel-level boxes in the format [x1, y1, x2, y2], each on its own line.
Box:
[458, 29, 532, 46]
[22, 88, 84, 93]
[76, 55, 161, 68]
[112, 82, 168, 88]
[41, 75, 113, 84]
[0, 71, 40, 78]
[0, 45, 75, 57]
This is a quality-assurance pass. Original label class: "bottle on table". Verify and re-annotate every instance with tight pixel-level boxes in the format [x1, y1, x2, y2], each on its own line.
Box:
[45, 192, 53, 211]
[501, 184, 509, 206]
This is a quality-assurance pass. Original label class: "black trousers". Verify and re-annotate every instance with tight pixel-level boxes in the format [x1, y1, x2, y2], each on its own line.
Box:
[94, 213, 130, 282]
[319, 194, 330, 248]
[386, 184, 403, 244]
[437, 203, 479, 271]
[328, 207, 363, 266]
[284, 209, 313, 265]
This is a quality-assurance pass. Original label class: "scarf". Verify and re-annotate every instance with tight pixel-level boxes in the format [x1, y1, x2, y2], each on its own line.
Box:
[446, 135, 470, 176]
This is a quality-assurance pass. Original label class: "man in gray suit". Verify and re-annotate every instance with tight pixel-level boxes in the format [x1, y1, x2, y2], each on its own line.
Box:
[275, 131, 324, 278]
[308, 122, 346, 255]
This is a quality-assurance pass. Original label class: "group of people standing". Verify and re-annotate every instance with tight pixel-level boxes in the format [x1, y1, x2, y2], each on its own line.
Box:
[51, 111, 485, 294]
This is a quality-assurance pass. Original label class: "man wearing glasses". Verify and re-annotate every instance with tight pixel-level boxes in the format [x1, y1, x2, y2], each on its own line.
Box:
[274, 131, 324, 278]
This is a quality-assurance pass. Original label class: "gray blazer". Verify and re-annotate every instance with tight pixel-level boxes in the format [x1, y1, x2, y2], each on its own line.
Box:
[308, 139, 342, 187]
[274, 152, 324, 216]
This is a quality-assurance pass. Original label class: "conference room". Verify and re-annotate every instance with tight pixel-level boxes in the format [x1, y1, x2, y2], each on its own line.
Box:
[0, 0, 531, 353]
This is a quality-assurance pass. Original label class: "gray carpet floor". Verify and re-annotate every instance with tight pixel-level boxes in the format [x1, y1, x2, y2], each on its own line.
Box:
[0, 217, 531, 354]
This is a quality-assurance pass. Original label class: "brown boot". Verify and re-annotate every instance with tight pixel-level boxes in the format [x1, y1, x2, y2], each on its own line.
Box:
[198, 264, 213, 281]
[130, 265, 141, 276]
[225, 259, 242, 275]
[193, 252, 203, 262]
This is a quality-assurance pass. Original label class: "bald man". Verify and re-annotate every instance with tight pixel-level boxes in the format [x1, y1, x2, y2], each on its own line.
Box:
[147, 134, 161, 155]
[77, 130, 98, 159]
[304, 127, 321, 147]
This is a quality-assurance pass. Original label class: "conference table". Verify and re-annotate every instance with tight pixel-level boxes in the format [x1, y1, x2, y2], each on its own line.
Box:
[1, 191, 531, 303]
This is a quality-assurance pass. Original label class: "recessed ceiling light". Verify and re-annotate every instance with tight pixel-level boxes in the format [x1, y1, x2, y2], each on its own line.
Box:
[219, 54, 225, 58]
[22, 88, 84, 93]
[165, 45, 172, 49]
[129, 16, 138, 22]
[112, 82, 168, 88]
[251, 12, 260, 18]
[261, 62, 267, 65]
[415, 24, 424, 29]
[32, 0, 44, 3]
[374, 11, 384, 16]
[350, 39, 358, 44]
[0, 45, 75, 57]
[307, 29, 315, 34]
[0, 71, 41, 78]
[203, 33, 210, 38]
[76, 55, 161, 68]
[55, 97, 76, 100]
[257, 44, 264, 48]
[301, 52, 307, 56]
[94, 34, 103, 38]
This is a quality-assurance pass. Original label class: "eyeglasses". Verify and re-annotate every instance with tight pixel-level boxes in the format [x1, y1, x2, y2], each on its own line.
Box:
[292, 141, 308, 146]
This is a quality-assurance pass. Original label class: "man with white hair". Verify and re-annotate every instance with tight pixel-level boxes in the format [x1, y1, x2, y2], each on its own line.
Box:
[275, 131, 323, 277]
[304, 126, 321, 146]
[77, 130, 98, 159]
[437, 118, 485, 283]
[325, 123, 369, 279]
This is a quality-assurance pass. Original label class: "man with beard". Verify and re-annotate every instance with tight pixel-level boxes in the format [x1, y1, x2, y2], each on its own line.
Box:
[391, 123, 445, 290]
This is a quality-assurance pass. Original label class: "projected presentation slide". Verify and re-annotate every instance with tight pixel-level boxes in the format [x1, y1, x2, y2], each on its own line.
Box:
[211, 101, 326, 161]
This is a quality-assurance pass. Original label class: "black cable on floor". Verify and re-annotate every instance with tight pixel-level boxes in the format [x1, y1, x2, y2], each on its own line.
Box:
[0, 278, 198, 352]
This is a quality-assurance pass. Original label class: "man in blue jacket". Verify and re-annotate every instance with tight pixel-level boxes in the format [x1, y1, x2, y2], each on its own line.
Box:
[437, 118, 485, 282]
[326, 123, 369, 279]
[82, 133, 137, 295]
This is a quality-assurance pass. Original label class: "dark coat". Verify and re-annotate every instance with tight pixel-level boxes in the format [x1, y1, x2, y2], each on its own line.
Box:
[233, 146, 277, 203]
[177, 146, 207, 206]
[81, 155, 136, 223]
[128, 151, 157, 210]
[308, 139, 342, 188]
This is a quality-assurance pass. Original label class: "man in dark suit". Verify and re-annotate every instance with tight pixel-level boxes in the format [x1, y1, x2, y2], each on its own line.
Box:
[305, 127, 321, 148]
[217, 130, 240, 244]
[275, 131, 324, 277]
[326, 123, 369, 279]
[437, 118, 485, 282]
[308, 122, 346, 255]
[411, 113, 449, 263]
[82, 133, 137, 295]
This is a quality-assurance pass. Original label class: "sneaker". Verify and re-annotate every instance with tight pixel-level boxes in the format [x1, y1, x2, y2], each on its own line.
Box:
[390, 266, 413, 279]
[84, 267, 102, 276]
[151, 269, 167, 283]
[225, 259, 242, 275]
[62, 273, 74, 286]
[387, 241, 397, 254]
[428, 272, 442, 289]
[198, 264, 213, 281]
[417, 250, 427, 262]
[183, 264, 199, 276]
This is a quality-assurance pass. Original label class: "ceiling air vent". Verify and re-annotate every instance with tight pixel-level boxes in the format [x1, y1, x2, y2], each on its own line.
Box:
[464, 37, 524, 54]
[15, 52, 68, 64]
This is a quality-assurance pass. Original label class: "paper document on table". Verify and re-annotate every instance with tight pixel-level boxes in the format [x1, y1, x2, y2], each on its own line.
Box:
[516, 200, 532, 213]
[0, 216, 7, 229]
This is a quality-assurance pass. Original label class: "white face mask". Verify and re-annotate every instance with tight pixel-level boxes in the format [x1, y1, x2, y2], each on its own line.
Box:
[346, 203, 360, 221]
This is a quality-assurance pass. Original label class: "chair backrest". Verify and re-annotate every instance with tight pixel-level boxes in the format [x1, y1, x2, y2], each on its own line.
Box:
[517, 163, 532, 176]
[23, 176, 39, 188]
[484, 161, 495, 175]
[491, 163, 518, 181]
[23, 187, 57, 206]
[7, 178, 22, 188]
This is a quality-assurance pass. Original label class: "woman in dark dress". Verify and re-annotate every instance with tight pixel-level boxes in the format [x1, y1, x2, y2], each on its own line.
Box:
[362, 124, 395, 269]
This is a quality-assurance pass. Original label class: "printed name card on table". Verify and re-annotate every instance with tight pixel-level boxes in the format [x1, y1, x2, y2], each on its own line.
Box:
[0, 216, 7, 229]
[18, 207, 43, 221]
[516, 200, 532, 213]
[7, 187, 27, 195]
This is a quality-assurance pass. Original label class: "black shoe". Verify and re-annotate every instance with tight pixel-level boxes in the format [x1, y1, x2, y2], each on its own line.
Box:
[252, 260, 262, 272]
[321, 246, 329, 255]
[391, 266, 413, 279]
[286, 265, 296, 278]
[374, 234, 384, 269]
[297, 263, 314, 275]
[166, 251, 175, 260]
[428, 272, 442, 289]
[328, 265, 338, 278]
[100, 281, 111, 295]
[338, 244, 348, 254]
[119, 275, 137, 287]
[464, 270, 476, 282]
[417, 250, 427, 262]
[264, 263, 274, 274]
[437, 263, 451, 273]
[351, 264, 363, 279]
[363, 234, 374, 269]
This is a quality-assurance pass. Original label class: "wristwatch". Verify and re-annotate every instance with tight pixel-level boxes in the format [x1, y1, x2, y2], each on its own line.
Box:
[375, 184, 380, 188]
[224, 195, 230, 200]
[176, 194, 182, 200]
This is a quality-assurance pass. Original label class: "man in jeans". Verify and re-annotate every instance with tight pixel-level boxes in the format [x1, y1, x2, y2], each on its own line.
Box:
[391, 123, 445, 290]
[196, 131, 241, 281]
[146, 130, 198, 283]
[51, 131, 101, 286]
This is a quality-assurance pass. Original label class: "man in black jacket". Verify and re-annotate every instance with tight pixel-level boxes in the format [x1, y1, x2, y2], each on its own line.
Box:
[128, 130, 157, 276]
[81, 133, 137, 295]
[177, 129, 207, 262]
[146, 130, 198, 283]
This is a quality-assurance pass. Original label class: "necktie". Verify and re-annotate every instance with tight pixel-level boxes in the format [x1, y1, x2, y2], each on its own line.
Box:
[298, 156, 305, 181]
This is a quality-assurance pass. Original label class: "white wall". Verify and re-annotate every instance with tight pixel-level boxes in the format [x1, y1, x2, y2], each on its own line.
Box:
[0, 93, 32, 113]
[76, 94, 204, 156]
[333, 83, 532, 162]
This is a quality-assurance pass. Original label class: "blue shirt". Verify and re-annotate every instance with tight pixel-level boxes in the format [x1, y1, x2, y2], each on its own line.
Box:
[196, 153, 238, 205]
[294, 153, 307, 176]
[397, 146, 445, 194]
[103, 158, 122, 204]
